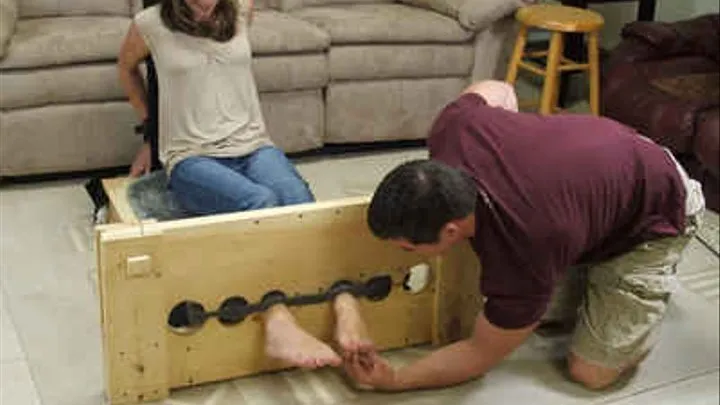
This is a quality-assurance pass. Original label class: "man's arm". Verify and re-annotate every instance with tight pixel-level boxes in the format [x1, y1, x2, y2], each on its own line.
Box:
[345, 312, 538, 391]
[392, 313, 537, 390]
[461, 80, 519, 113]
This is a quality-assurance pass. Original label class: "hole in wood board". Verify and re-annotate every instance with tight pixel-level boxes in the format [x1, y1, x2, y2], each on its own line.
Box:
[402, 263, 431, 294]
[167, 301, 206, 335]
[254, 220, 260, 225]
[298, 213, 304, 219]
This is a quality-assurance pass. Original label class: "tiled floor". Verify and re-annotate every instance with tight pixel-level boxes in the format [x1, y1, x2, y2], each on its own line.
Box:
[0, 148, 718, 405]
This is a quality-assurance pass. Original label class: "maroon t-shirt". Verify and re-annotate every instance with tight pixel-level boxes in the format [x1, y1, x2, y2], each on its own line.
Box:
[428, 93, 686, 329]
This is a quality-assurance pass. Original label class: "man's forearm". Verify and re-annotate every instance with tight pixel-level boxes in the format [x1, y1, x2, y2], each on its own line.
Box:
[392, 339, 489, 390]
[391, 314, 537, 391]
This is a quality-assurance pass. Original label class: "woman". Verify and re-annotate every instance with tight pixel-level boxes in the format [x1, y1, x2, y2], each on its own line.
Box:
[118, 0, 315, 216]
[117, 0, 372, 371]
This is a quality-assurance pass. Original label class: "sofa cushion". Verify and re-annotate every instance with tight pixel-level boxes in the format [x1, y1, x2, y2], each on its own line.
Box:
[259, 90, 324, 153]
[19, 0, 131, 18]
[253, 54, 328, 92]
[329, 44, 472, 80]
[397, 0, 532, 31]
[279, 0, 388, 12]
[694, 109, 720, 177]
[249, 10, 330, 54]
[0, 102, 141, 176]
[0, 16, 129, 70]
[0, 0, 18, 57]
[290, 4, 473, 45]
[325, 78, 467, 143]
[0, 63, 125, 109]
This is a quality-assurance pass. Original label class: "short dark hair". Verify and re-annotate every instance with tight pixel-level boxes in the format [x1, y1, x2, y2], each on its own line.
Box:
[367, 159, 477, 244]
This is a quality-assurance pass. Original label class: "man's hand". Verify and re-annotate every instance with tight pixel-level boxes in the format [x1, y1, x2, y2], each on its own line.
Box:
[130, 142, 152, 177]
[343, 352, 399, 391]
[345, 313, 538, 392]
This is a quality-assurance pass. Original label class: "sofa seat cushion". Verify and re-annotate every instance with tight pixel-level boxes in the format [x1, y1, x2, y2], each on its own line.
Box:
[290, 4, 473, 45]
[253, 54, 328, 92]
[0, 16, 130, 70]
[325, 78, 467, 143]
[0, 63, 125, 109]
[249, 10, 330, 54]
[329, 44, 472, 80]
[19, 0, 131, 18]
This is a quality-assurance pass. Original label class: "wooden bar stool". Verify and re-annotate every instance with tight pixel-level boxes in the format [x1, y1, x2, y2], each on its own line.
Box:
[505, 4, 605, 115]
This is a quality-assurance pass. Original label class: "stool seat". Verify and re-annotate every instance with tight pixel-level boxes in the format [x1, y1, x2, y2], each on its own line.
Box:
[505, 4, 604, 115]
[516, 4, 604, 33]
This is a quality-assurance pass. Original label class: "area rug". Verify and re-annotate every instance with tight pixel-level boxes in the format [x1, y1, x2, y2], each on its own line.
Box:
[0, 149, 718, 405]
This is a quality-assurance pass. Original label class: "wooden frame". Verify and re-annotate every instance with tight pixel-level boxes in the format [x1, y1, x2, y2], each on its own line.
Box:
[95, 177, 482, 404]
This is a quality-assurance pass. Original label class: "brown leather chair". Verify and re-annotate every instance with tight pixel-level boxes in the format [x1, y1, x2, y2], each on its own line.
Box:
[601, 13, 719, 212]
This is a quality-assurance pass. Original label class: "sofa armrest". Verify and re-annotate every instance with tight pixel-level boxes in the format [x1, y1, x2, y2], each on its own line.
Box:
[397, 0, 535, 32]
[0, 0, 17, 58]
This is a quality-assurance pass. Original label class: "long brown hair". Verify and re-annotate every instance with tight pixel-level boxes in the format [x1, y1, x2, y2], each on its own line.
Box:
[160, 0, 238, 42]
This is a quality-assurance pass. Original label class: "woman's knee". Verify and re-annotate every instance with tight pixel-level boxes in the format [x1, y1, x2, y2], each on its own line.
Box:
[275, 179, 315, 205]
[246, 187, 279, 209]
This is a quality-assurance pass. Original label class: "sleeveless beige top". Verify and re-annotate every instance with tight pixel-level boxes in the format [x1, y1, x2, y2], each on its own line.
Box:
[134, 3, 274, 175]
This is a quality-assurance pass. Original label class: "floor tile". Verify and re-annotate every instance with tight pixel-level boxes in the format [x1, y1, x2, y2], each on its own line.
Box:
[0, 361, 42, 405]
[597, 371, 720, 405]
[0, 290, 24, 363]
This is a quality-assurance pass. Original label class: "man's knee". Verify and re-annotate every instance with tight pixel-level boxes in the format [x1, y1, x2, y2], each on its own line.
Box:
[567, 352, 622, 390]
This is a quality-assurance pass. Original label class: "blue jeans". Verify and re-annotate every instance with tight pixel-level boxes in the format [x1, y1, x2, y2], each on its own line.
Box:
[168, 146, 315, 215]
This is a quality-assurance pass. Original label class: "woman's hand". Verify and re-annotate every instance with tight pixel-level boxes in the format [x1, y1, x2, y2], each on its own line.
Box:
[343, 352, 400, 391]
[130, 142, 152, 177]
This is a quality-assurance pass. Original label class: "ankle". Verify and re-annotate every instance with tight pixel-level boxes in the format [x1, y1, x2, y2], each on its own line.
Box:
[265, 304, 295, 327]
[333, 293, 359, 313]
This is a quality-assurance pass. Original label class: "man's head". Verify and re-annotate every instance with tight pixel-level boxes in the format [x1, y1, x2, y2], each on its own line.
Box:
[367, 159, 477, 256]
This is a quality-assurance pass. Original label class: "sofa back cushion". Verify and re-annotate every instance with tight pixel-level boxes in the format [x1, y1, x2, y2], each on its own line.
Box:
[278, 0, 389, 12]
[19, 0, 131, 18]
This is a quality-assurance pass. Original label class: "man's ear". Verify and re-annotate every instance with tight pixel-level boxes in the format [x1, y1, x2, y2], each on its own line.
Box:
[441, 222, 462, 242]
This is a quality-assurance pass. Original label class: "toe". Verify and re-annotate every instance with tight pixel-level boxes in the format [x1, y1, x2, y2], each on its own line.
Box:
[329, 354, 342, 367]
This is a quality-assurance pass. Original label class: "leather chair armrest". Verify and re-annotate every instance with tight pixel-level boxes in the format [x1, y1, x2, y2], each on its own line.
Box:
[619, 14, 720, 61]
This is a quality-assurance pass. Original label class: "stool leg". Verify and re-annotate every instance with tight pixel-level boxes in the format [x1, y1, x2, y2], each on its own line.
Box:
[505, 25, 528, 85]
[587, 31, 601, 115]
[540, 32, 564, 115]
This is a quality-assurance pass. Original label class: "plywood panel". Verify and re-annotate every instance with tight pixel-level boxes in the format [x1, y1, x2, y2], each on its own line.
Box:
[102, 177, 139, 224]
[433, 240, 483, 345]
[97, 196, 462, 403]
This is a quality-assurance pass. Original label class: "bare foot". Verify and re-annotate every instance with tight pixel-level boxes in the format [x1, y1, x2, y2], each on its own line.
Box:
[333, 293, 374, 357]
[264, 305, 342, 369]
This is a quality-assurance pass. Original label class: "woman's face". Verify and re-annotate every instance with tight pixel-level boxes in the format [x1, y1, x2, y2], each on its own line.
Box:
[185, 0, 218, 21]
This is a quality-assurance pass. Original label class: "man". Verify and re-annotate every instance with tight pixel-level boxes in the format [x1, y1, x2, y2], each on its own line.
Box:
[343, 80, 705, 391]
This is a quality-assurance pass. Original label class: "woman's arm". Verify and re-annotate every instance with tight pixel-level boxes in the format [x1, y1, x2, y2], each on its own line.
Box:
[117, 22, 151, 121]
[247, 0, 255, 24]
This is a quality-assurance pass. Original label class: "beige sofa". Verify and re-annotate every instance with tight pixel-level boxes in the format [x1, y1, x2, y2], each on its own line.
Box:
[0, 0, 528, 178]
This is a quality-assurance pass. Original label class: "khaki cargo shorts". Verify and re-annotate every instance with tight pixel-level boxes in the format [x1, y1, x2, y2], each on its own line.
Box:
[568, 149, 706, 370]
